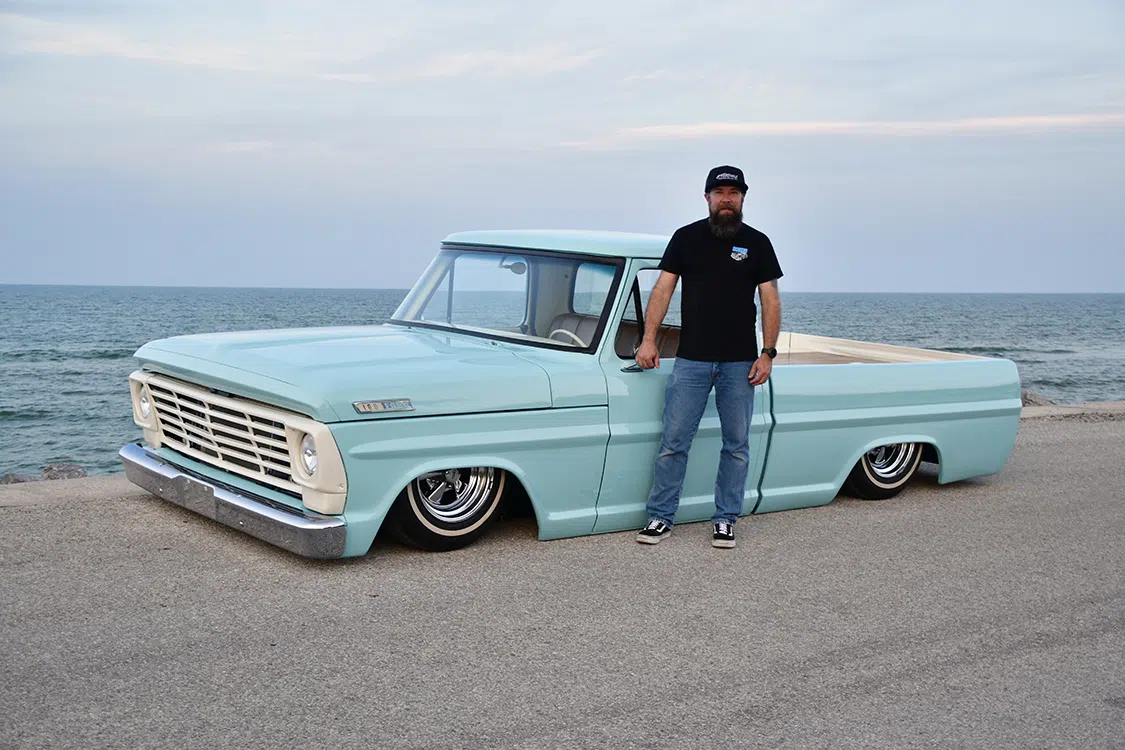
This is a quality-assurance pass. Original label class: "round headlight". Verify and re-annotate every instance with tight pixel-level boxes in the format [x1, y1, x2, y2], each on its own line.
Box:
[300, 434, 318, 475]
[138, 390, 152, 420]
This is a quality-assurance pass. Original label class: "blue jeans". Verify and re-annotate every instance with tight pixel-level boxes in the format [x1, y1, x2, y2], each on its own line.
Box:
[645, 358, 756, 526]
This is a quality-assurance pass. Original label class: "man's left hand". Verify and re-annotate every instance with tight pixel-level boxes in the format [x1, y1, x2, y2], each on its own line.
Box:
[749, 356, 772, 386]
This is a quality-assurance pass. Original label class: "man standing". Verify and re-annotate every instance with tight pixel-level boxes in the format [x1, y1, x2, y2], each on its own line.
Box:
[635, 165, 783, 549]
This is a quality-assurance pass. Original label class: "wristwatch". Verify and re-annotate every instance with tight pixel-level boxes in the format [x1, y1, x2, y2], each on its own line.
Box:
[761, 347, 777, 359]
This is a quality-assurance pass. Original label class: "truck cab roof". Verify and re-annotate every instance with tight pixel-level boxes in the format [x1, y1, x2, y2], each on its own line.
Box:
[442, 229, 671, 260]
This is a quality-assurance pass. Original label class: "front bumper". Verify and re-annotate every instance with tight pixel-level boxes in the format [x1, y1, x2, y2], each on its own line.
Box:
[119, 442, 346, 559]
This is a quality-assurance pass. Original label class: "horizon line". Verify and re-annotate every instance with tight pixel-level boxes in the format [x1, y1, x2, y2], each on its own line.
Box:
[2, 283, 1121, 295]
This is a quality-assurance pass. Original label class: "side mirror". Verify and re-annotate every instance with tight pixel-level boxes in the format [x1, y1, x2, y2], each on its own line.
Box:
[499, 257, 527, 275]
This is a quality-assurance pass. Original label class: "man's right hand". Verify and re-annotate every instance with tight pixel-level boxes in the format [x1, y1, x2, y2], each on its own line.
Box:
[636, 340, 660, 369]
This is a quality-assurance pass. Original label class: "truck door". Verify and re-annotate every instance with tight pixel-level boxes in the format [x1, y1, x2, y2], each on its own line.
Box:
[594, 260, 770, 532]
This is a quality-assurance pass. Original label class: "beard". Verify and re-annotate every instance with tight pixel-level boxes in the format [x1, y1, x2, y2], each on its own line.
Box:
[708, 204, 743, 239]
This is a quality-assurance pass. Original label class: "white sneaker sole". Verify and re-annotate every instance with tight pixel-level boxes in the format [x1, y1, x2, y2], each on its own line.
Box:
[636, 530, 671, 544]
[712, 538, 736, 548]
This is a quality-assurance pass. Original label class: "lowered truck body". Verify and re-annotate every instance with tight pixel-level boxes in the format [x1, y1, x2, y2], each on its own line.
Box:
[121, 230, 1021, 558]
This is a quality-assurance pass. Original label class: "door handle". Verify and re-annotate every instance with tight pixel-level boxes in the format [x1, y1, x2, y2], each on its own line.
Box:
[621, 363, 645, 373]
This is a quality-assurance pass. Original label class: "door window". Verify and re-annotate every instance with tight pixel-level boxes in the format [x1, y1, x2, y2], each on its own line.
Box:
[622, 269, 681, 327]
[615, 269, 682, 358]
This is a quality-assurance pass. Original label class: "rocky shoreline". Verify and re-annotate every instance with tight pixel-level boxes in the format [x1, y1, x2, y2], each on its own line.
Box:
[0, 462, 89, 485]
[1021, 389, 1054, 407]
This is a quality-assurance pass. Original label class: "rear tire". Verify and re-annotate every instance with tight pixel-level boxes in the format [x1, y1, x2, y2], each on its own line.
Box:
[389, 467, 506, 551]
[844, 443, 923, 500]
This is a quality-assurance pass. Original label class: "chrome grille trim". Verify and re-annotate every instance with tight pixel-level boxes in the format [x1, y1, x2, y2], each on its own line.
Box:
[146, 376, 301, 495]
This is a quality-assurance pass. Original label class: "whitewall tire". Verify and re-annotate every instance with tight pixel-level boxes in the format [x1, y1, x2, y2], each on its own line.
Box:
[844, 443, 923, 500]
[389, 467, 507, 551]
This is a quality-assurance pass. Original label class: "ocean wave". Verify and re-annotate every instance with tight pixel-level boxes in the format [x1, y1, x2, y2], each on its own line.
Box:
[0, 408, 55, 422]
[939, 346, 1078, 355]
[0, 348, 136, 363]
[1029, 375, 1124, 389]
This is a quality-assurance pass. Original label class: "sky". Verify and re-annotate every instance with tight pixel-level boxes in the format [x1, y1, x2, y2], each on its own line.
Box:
[1, 0, 1123, 292]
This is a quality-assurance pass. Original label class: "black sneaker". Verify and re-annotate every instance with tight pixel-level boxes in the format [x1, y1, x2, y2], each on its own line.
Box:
[712, 522, 736, 548]
[636, 519, 672, 544]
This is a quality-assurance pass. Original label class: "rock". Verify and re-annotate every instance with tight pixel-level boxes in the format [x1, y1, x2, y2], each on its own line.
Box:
[41, 462, 89, 480]
[0, 473, 41, 484]
[1022, 389, 1054, 407]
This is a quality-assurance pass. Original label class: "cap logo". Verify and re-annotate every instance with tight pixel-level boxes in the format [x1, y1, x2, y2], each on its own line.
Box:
[715, 172, 740, 181]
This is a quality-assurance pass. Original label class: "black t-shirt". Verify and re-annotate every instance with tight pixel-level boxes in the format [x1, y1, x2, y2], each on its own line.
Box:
[657, 218, 783, 362]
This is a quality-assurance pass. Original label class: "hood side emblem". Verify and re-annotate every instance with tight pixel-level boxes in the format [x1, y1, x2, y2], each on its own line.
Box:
[353, 399, 414, 414]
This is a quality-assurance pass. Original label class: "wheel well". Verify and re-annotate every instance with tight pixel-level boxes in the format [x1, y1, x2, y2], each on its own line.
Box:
[841, 440, 939, 492]
[849, 439, 939, 475]
[390, 465, 541, 530]
[496, 471, 539, 527]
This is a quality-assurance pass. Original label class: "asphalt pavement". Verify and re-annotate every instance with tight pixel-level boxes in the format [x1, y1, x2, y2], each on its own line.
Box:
[2, 409, 1124, 749]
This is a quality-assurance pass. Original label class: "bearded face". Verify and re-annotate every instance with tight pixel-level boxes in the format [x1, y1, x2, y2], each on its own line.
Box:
[707, 189, 744, 239]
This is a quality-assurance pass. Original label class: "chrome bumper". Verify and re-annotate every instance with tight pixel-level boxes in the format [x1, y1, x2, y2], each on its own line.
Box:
[119, 442, 346, 559]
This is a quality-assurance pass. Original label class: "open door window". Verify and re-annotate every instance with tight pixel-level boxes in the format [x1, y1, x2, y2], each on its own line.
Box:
[613, 268, 682, 359]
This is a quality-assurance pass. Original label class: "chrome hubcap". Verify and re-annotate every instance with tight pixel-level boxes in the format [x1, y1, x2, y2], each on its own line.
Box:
[865, 443, 917, 479]
[413, 467, 497, 523]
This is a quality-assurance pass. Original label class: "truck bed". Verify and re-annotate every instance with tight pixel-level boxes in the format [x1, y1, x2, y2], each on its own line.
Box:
[613, 323, 981, 364]
[774, 332, 982, 365]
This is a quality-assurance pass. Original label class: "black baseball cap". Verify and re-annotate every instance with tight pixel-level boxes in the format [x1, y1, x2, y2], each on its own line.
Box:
[705, 165, 748, 193]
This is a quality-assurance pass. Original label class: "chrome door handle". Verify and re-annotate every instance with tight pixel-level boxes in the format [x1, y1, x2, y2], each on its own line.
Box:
[621, 363, 644, 373]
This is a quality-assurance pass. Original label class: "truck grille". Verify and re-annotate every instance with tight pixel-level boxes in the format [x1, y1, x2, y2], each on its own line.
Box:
[147, 376, 300, 495]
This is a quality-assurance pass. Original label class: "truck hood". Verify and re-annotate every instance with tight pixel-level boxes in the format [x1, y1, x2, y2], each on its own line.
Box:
[133, 324, 553, 423]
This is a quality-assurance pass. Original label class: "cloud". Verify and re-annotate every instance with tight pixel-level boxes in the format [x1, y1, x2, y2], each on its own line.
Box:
[321, 48, 599, 84]
[1, 12, 264, 71]
[2, 11, 600, 84]
[565, 113, 1125, 149]
[0, 0, 131, 18]
[620, 69, 704, 85]
[209, 140, 276, 153]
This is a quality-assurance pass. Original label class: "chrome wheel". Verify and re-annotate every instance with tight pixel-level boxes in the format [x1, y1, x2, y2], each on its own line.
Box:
[845, 442, 924, 500]
[864, 443, 919, 481]
[392, 466, 508, 551]
[412, 468, 498, 525]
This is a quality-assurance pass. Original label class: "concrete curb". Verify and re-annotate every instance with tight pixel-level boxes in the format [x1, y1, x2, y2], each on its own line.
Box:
[0, 475, 137, 507]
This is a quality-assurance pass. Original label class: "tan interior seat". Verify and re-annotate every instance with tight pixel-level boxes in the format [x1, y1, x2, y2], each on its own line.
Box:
[546, 313, 601, 348]
[547, 312, 680, 358]
[614, 320, 679, 359]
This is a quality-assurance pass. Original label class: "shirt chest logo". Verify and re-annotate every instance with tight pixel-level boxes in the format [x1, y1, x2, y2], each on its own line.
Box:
[730, 246, 748, 261]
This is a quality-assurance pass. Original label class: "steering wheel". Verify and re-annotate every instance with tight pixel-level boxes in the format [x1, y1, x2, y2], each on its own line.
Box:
[547, 328, 588, 348]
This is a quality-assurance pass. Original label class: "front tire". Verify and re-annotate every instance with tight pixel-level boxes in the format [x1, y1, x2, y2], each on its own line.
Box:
[844, 443, 922, 500]
[389, 467, 506, 551]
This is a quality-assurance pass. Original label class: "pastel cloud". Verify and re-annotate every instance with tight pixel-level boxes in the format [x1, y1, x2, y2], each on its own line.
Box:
[564, 113, 1125, 149]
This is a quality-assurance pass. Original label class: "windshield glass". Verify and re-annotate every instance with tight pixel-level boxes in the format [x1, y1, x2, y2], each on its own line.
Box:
[391, 247, 622, 351]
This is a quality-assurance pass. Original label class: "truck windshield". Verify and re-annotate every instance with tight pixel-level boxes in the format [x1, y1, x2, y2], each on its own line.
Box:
[390, 247, 622, 351]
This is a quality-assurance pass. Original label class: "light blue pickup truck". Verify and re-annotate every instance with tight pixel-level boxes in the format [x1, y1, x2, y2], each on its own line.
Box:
[120, 230, 1022, 558]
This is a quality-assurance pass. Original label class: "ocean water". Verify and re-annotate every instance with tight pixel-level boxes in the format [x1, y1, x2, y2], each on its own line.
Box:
[1, 285, 1122, 476]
